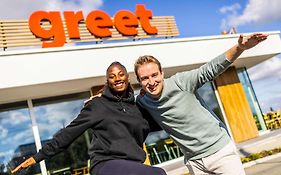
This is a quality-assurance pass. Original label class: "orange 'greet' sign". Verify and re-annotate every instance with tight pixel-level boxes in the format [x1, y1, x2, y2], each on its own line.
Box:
[29, 4, 158, 48]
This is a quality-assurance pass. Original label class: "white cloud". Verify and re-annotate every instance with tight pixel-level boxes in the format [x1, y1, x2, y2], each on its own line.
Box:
[0, 149, 13, 157]
[1, 0, 103, 20]
[248, 55, 281, 112]
[0, 149, 14, 165]
[145, 130, 169, 144]
[219, 3, 241, 14]
[0, 127, 34, 145]
[34, 100, 84, 139]
[0, 110, 30, 126]
[258, 91, 281, 113]
[0, 126, 8, 140]
[248, 56, 281, 82]
[36, 100, 83, 125]
[220, 0, 281, 30]
[12, 129, 34, 143]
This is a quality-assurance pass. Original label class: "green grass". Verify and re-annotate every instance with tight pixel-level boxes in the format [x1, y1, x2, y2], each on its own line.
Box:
[241, 147, 281, 163]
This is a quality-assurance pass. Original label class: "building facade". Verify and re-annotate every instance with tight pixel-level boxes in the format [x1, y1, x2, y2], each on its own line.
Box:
[1, 31, 281, 174]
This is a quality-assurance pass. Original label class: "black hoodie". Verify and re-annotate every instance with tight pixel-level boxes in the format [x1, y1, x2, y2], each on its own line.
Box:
[33, 85, 150, 170]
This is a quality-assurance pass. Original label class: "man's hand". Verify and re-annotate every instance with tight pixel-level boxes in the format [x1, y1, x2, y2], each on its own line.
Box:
[238, 33, 268, 51]
[11, 157, 36, 174]
[225, 33, 268, 62]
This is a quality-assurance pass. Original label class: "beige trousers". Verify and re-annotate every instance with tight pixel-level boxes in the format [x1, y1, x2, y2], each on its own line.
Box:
[185, 142, 245, 175]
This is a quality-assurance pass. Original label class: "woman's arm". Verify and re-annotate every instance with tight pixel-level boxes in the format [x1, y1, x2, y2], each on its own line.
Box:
[12, 100, 98, 173]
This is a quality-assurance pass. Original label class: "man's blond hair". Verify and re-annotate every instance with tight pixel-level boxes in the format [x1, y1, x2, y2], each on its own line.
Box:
[134, 55, 162, 81]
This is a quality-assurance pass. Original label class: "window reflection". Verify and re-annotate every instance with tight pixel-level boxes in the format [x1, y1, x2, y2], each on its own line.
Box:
[237, 68, 265, 131]
[0, 101, 39, 175]
[33, 92, 91, 174]
[145, 131, 184, 165]
[197, 82, 225, 123]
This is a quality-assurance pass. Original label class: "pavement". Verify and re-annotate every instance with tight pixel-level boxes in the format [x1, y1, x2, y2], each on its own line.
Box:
[236, 128, 281, 157]
[244, 153, 281, 175]
[237, 128, 281, 175]
[159, 128, 281, 175]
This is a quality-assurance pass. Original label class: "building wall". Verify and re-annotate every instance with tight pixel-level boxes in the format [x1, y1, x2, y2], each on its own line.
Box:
[0, 31, 281, 174]
[1, 31, 280, 104]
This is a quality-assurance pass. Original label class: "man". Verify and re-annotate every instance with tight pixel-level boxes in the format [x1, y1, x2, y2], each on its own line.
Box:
[134, 33, 268, 175]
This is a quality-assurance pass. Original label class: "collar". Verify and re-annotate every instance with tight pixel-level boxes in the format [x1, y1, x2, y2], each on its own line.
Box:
[102, 84, 135, 103]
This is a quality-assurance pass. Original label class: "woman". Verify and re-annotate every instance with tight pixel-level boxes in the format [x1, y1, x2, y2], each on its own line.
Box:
[12, 62, 167, 175]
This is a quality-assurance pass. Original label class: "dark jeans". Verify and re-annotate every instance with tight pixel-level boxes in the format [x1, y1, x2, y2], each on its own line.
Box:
[92, 159, 167, 175]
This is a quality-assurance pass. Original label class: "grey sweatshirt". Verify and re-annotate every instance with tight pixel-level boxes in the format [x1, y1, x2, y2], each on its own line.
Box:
[137, 54, 232, 161]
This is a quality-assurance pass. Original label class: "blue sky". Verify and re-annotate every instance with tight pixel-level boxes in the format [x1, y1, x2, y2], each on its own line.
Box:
[1, 0, 281, 112]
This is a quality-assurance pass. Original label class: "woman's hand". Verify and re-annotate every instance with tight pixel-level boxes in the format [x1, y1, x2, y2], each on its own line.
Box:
[11, 157, 36, 174]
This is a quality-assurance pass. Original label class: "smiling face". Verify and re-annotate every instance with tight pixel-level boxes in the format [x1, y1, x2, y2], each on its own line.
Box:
[137, 62, 164, 98]
[106, 63, 129, 93]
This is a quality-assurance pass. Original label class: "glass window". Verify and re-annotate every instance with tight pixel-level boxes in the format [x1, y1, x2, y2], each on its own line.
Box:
[0, 101, 40, 175]
[197, 82, 225, 123]
[237, 68, 266, 131]
[145, 130, 184, 165]
[33, 92, 91, 174]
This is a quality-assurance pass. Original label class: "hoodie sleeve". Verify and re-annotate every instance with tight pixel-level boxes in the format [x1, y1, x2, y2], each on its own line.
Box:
[33, 100, 98, 163]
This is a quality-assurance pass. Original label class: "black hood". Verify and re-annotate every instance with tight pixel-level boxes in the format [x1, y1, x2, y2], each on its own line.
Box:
[102, 84, 135, 103]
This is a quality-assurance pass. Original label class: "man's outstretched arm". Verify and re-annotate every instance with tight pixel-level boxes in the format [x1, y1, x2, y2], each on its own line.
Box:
[225, 33, 268, 63]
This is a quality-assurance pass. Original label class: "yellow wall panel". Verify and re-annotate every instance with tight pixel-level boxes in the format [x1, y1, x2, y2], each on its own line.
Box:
[215, 67, 258, 143]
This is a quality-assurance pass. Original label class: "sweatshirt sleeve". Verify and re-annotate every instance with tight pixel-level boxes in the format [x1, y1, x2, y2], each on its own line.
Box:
[33, 100, 98, 163]
[173, 54, 232, 92]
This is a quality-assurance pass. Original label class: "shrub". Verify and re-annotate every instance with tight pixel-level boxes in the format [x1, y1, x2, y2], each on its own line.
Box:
[241, 146, 281, 163]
